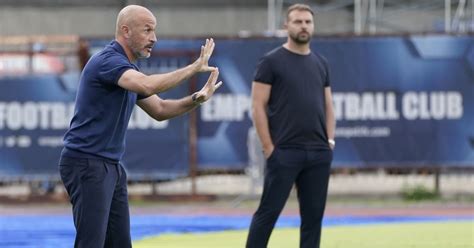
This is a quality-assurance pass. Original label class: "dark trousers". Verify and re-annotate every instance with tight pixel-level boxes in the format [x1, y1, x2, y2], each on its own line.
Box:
[59, 156, 131, 248]
[246, 148, 332, 248]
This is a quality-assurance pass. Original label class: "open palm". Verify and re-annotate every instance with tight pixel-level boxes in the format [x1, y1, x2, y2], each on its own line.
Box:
[196, 38, 216, 72]
[194, 69, 222, 104]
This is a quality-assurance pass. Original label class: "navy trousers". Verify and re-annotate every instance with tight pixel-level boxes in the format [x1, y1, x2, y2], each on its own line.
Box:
[246, 148, 332, 248]
[59, 156, 131, 248]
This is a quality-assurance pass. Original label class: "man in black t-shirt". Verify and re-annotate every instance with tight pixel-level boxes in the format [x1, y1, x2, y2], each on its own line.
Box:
[246, 4, 336, 248]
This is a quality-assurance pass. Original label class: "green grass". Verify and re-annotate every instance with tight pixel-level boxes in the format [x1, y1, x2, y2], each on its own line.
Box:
[134, 221, 474, 248]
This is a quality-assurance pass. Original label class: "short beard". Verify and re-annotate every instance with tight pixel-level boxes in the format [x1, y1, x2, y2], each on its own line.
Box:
[132, 45, 150, 59]
[289, 32, 311, 44]
[136, 51, 150, 59]
[127, 39, 150, 59]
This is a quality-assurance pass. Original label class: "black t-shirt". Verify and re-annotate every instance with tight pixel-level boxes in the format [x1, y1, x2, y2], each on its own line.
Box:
[254, 46, 331, 150]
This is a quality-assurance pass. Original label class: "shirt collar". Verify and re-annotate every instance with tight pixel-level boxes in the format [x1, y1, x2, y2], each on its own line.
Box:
[109, 40, 128, 59]
[109, 40, 140, 70]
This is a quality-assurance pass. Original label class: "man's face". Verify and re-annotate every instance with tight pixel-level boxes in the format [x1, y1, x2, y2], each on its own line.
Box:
[286, 10, 314, 44]
[128, 14, 157, 59]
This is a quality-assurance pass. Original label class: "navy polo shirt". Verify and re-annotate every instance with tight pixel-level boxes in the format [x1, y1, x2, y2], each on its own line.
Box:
[62, 41, 144, 161]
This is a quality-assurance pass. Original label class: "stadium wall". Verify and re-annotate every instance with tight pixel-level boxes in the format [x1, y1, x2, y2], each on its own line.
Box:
[0, 7, 448, 37]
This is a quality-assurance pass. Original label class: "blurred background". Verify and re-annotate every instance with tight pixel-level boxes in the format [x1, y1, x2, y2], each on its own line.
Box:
[0, 0, 473, 207]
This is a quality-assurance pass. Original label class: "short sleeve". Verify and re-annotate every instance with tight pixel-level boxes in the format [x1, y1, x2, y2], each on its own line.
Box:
[320, 55, 331, 87]
[253, 56, 274, 85]
[98, 54, 135, 85]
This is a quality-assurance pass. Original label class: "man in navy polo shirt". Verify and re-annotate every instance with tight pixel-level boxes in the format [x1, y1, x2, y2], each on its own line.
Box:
[59, 5, 222, 248]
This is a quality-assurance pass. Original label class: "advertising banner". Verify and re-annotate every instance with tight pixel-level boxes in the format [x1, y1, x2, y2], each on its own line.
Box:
[0, 54, 192, 180]
[1, 35, 472, 180]
[196, 35, 474, 168]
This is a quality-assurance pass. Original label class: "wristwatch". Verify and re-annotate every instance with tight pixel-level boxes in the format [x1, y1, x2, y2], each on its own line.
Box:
[192, 93, 200, 104]
[328, 139, 336, 147]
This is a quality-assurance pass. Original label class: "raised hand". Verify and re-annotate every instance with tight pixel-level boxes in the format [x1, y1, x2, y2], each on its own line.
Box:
[193, 68, 222, 104]
[195, 38, 216, 72]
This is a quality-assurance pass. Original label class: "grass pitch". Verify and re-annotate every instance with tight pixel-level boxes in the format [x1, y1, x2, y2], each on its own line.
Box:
[134, 221, 473, 248]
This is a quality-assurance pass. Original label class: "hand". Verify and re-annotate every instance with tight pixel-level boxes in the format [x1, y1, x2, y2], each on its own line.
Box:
[263, 145, 274, 159]
[194, 38, 216, 72]
[192, 68, 223, 104]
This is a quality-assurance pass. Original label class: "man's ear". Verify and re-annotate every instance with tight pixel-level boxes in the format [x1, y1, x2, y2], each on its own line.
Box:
[122, 25, 131, 39]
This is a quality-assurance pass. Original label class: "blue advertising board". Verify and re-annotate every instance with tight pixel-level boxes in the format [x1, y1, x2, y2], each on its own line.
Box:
[0, 55, 191, 180]
[0, 35, 472, 180]
[319, 35, 473, 167]
[195, 35, 474, 168]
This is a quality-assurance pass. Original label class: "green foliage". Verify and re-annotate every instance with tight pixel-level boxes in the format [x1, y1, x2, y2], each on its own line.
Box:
[401, 185, 440, 201]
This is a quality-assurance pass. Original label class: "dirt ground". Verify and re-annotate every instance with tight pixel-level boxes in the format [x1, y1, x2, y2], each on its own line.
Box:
[0, 194, 472, 218]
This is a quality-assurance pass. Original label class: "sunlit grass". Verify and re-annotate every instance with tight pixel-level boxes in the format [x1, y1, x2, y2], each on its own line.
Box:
[134, 221, 474, 248]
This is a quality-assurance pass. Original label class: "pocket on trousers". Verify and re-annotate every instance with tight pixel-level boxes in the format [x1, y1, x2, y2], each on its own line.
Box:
[59, 157, 88, 179]
[266, 148, 278, 161]
[58, 157, 89, 196]
[81, 159, 108, 182]
[323, 149, 334, 163]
